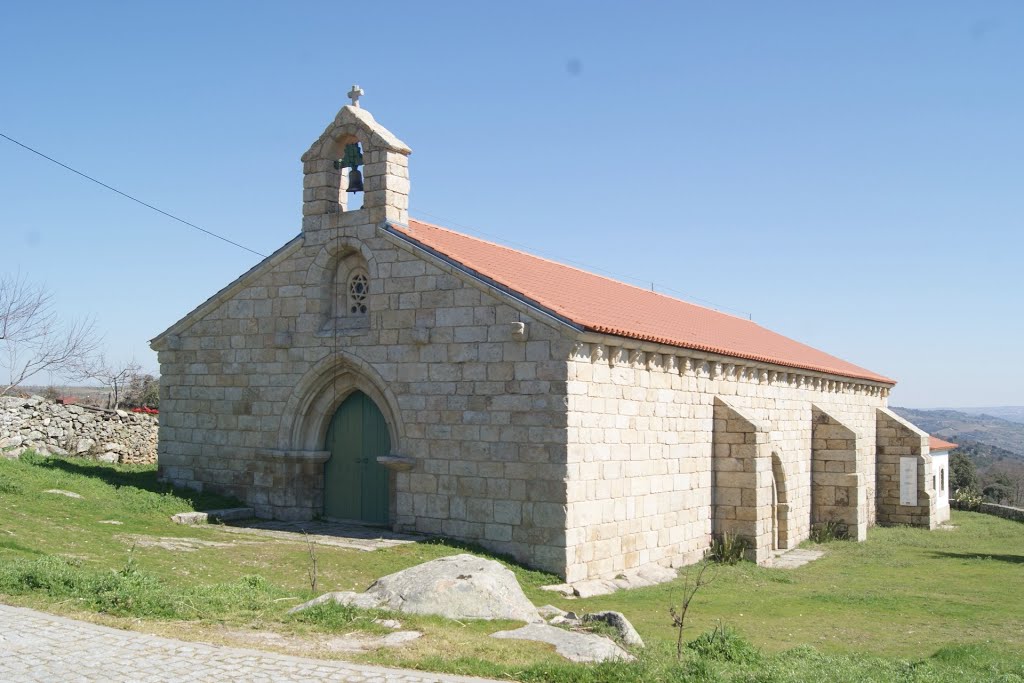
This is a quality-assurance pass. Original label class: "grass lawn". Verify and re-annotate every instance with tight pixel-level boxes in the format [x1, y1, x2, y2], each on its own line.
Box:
[1, 454, 1023, 682]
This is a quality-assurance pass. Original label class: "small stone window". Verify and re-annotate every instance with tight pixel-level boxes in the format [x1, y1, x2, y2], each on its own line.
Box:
[348, 271, 369, 315]
[321, 251, 371, 333]
[941, 468, 945, 492]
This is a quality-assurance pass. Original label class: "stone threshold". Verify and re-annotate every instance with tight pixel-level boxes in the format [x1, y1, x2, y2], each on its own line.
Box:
[171, 508, 256, 525]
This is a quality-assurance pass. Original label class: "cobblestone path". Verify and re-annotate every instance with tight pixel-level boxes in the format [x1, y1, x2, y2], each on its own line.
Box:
[0, 604, 507, 683]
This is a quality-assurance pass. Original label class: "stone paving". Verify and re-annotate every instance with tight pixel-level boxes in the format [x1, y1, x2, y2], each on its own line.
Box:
[0, 604, 505, 683]
[216, 519, 425, 551]
[767, 548, 825, 569]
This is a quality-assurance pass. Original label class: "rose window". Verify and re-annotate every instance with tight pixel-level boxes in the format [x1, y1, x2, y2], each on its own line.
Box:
[348, 272, 368, 315]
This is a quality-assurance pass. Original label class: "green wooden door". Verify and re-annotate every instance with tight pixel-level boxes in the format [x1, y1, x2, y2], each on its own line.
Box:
[323, 391, 390, 524]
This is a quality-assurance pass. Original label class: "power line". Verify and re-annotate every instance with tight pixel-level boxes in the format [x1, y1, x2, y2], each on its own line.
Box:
[0, 131, 267, 259]
[1, 130, 752, 319]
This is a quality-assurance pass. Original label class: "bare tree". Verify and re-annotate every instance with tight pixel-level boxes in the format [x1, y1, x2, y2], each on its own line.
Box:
[122, 370, 160, 409]
[74, 356, 142, 410]
[1, 273, 100, 396]
[669, 561, 716, 661]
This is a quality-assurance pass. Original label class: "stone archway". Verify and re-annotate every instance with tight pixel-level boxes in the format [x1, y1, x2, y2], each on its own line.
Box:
[276, 352, 405, 524]
[771, 452, 790, 550]
[277, 351, 404, 455]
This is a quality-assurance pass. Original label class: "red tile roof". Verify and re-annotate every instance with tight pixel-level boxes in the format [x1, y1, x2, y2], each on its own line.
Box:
[391, 220, 895, 384]
[929, 436, 958, 452]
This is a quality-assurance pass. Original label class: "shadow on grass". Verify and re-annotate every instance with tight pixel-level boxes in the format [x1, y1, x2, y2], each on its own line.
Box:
[29, 457, 242, 511]
[931, 551, 1024, 564]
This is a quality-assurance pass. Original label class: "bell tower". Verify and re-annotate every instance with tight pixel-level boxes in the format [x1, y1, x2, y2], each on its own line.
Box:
[301, 86, 412, 228]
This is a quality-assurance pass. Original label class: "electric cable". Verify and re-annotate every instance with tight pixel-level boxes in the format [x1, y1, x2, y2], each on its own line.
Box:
[0, 131, 267, 258]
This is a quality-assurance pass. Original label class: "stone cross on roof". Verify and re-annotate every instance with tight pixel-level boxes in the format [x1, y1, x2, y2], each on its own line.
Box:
[347, 85, 364, 108]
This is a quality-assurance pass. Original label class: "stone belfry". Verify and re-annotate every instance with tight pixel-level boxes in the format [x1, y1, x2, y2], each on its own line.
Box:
[301, 85, 412, 228]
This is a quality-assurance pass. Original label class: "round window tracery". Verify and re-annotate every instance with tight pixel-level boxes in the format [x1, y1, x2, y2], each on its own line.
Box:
[348, 272, 368, 315]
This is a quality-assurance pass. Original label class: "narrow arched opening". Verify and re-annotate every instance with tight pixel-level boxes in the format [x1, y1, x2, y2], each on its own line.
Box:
[771, 452, 789, 551]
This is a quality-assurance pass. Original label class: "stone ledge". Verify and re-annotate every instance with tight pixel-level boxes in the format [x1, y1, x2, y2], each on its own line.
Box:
[171, 508, 255, 525]
[377, 455, 416, 472]
[253, 449, 331, 463]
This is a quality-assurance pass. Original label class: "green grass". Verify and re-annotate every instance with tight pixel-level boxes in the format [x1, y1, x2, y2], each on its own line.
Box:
[2, 454, 1024, 682]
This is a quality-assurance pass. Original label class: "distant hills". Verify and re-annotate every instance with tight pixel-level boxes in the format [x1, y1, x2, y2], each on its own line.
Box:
[891, 406, 1024, 504]
[891, 407, 1024, 459]
[950, 406, 1024, 425]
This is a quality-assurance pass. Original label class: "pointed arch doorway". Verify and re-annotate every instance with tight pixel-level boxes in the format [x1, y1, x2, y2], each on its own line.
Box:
[770, 453, 789, 550]
[323, 391, 390, 524]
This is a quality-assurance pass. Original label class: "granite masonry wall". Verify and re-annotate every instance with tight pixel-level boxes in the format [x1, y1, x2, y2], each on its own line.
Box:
[152, 102, 939, 583]
[811, 407, 866, 540]
[876, 408, 935, 528]
[0, 395, 157, 464]
[153, 211, 574, 576]
[563, 344, 890, 582]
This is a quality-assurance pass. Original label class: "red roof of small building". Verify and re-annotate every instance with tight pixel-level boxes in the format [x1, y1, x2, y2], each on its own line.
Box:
[929, 436, 958, 452]
[390, 220, 895, 384]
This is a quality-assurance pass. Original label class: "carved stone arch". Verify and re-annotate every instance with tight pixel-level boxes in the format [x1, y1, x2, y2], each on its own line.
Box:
[301, 105, 412, 222]
[277, 350, 404, 455]
[306, 238, 379, 328]
[307, 237, 379, 287]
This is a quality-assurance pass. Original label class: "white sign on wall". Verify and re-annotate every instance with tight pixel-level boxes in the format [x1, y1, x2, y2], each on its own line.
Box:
[900, 457, 918, 506]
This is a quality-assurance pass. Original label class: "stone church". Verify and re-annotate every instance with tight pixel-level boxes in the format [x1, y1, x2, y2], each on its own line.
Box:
[152, 92, 941, 582]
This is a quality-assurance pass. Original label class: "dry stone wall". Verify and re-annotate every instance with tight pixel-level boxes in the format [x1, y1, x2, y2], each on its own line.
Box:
[963, 502, 1024, 523]
[0, 396, 157, 464]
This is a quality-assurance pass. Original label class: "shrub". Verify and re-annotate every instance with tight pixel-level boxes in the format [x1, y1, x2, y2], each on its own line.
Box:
[953, 489, 983, 511]
[687, 623, 761, 664]
[810, 520, 848, 543]
[708, 532, 749, 564]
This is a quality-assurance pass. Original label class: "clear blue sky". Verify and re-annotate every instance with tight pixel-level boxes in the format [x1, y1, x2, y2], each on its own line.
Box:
[2, 2, 1021, 408]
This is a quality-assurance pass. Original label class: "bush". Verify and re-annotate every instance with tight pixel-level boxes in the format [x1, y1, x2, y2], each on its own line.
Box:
[953, 489, 983, 511]
[708, 533, 749, 564]
[687, 623, 761, 664]
[810, 520, 848, 543]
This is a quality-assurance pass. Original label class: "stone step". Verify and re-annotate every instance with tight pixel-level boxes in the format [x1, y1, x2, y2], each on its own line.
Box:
[171, 508, 255, 525]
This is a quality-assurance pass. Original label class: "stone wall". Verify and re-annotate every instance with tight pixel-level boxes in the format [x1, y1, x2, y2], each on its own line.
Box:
[0, 395, 158, 464]
[712, 399, 773, 563]
[153, 213, 573, 576]
[564, 341, 889, 583]
[811, 407, 866, 540]
[150, 100, 934, 583]
[952, 501, 1024, 523]
[875, 408, 935, 528]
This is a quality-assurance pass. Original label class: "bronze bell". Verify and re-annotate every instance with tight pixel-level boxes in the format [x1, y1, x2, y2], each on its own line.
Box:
[347, 168, 364, 193]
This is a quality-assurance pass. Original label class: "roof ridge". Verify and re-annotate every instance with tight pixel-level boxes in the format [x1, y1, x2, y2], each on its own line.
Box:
[398, 218, 894, 385]
[407, 218, 754, 324]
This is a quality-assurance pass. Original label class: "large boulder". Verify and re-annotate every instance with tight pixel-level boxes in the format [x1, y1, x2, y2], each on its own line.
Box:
[491, 623, 633, 663]
[583, 610, 645, 648]
[291, 554, 542, 623]
[368, 554, 542, 623]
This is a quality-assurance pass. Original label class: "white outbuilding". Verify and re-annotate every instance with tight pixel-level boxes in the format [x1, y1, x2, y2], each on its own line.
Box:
[928, 436, 957, 523]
